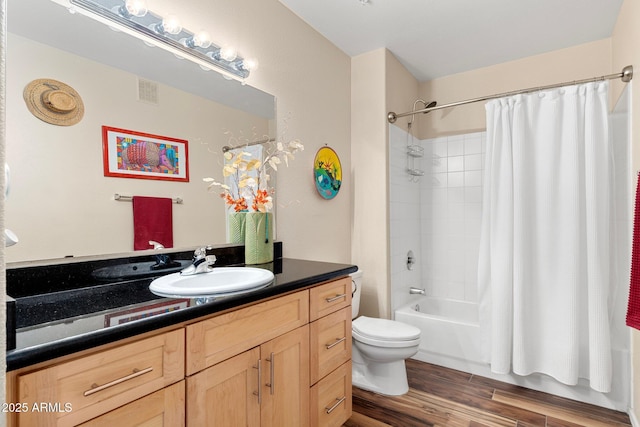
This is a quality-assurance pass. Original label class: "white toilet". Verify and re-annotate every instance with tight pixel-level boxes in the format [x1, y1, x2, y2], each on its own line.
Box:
[350, 269, 421, 396]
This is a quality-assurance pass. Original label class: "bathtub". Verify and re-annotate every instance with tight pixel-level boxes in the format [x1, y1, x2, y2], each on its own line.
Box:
[395, 297, 484, 370]
[395, 296, 630, 412]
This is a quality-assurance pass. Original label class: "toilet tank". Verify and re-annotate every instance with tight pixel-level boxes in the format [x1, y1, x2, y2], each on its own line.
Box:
[349, 269, 362, 319]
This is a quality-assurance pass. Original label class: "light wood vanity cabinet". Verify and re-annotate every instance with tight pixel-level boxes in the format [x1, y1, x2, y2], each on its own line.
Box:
[309, 278, 353, 426]
[185, 290, 309, 375]
[12, 329, 185, 427]
[187, 326, 310, 426]
[7, 276, 353, 427]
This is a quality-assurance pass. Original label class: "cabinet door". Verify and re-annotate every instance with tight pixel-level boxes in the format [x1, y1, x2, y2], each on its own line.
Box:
[187, 347, 261, 427]
[78, 381, 185, 427]
[260, 325, 310, 427]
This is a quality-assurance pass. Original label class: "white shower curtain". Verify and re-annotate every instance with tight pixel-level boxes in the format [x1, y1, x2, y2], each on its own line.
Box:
[478, 81, 613, 392]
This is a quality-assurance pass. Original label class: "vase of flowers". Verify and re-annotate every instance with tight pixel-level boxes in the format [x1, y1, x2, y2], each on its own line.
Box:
[204, 138, 304, 264]
[227, 211, 247, 244]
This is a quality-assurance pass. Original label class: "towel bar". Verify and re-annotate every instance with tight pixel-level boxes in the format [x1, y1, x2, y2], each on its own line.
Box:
[114, 193, 183, 204]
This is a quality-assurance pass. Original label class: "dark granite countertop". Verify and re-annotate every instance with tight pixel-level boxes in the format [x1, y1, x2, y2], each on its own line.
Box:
[7, 257, 357, 371]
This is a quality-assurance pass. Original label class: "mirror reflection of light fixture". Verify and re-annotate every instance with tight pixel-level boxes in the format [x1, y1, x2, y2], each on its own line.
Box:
[69, 0, 256, 80]
[155, 13, 182, 35]
[184, 31, 212, 49]
[119, 0, 147, 18]
[218, 46, 238, 62]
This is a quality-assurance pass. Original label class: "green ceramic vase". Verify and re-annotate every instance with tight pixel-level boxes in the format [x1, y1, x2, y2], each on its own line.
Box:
[245, 212, 274, 264]
[227, 212, 247, 244]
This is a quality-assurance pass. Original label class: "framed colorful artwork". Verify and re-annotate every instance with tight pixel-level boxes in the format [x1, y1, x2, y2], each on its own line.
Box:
[313, 146, 342, 200]
[102, 126, 189, 182]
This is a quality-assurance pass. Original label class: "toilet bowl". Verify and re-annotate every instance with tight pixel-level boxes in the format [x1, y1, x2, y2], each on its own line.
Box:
[350, 270, 421, 396]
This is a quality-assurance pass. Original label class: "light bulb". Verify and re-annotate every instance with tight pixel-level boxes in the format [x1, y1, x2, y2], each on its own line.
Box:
[241, 58, 259, 72]
[160, 14, 182, 35]
[124, 0, 148, 17]
[219, 46, 237, 62]
[192, 31, 212, 48]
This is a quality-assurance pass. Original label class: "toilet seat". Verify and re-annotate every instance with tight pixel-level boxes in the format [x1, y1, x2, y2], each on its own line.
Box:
[352, 316, 421, 348]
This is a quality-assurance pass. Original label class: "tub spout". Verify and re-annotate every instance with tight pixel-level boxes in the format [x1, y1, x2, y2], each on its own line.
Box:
[409, 287, 426, 295]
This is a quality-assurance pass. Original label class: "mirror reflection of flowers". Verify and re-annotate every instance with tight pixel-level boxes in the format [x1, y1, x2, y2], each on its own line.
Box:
[204, 139, 304, 213]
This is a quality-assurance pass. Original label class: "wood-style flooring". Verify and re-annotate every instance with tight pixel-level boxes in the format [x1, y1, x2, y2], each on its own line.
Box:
[343, 359, 632, 427]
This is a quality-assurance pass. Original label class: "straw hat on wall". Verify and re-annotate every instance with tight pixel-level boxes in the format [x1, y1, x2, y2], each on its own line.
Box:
[23, 78, 84, 126]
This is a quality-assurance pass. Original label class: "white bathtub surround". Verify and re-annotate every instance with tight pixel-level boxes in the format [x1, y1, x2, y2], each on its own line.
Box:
[479, 81, 613, 392]
[388, 125, 485, 310]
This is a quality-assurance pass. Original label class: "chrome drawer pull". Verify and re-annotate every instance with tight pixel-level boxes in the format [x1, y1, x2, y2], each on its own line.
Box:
[325, 293, 346, 303]
[265, 353, 275, 395]
[325, 337, 346, 350]
[253, 360, 262, 404]
[325, 396, 346, 414]
[84, 367, 153, 397]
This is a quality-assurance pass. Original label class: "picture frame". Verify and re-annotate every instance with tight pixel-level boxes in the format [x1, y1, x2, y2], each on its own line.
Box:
[102, 126, 189, 182]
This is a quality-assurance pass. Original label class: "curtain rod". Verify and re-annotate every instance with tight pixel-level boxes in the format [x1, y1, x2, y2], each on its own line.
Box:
[222, 137, 275, 153]
[387, 65, 633, 123]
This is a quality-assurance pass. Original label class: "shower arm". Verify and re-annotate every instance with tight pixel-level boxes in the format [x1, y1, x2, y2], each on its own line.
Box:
[387, 65, 633, 123]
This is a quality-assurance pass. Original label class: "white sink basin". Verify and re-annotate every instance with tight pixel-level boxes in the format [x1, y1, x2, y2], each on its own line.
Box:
[149, 267, 275, 298]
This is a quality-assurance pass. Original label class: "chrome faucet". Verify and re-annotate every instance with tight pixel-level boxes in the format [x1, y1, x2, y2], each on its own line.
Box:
[181, 246, 216, 275]
[409, 287, 426, 295]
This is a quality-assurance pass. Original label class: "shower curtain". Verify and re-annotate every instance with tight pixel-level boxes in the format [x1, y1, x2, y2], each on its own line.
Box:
[478, 81, 612, 392]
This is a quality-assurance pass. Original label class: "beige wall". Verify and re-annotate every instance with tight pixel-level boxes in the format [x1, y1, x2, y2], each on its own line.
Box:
[350, 48, 420, 319]
[220, 0, 352, 263]
[418, 39, 612, 139]
[612, 0, 640, 421]
[351, 48, 388, 318]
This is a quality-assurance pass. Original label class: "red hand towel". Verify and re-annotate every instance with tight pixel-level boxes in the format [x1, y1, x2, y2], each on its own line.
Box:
[627, 175, 640, 329]
[132, 196, 174, 250]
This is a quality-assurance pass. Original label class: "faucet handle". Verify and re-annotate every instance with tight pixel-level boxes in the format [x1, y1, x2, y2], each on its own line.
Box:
[149, 240, 165, 250]
[194, 245, 214, 257]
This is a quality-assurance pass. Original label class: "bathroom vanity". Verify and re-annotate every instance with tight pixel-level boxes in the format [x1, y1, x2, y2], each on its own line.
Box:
[5, 249, 356, 426]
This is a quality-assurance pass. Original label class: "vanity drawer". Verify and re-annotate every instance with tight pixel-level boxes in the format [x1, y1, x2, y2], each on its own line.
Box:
[310, 307, 352, 385]
[310, 361, 352, 427]
[16, 329, 184, 427]
[186, 290, 309, 375]
[78, 380, 185, 426]
[309, 277, 352, 321]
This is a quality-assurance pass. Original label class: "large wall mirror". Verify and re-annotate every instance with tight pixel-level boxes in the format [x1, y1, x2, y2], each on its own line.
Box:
[6, 0, 276, 264]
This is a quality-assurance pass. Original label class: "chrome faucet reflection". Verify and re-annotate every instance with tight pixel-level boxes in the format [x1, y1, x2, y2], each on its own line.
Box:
[181, 246, 217, 276]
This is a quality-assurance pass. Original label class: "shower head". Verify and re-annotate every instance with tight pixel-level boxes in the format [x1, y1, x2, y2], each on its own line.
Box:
[421, 100, 437, 112]
[407, 99, 438, 128]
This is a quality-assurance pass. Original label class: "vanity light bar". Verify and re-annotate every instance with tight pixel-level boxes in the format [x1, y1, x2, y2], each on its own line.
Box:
[68, 0, 252, 80]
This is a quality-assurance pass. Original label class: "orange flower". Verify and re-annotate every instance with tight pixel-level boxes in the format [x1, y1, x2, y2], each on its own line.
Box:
[251, 189, 273, 212]
[225, 194, 248, 212]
